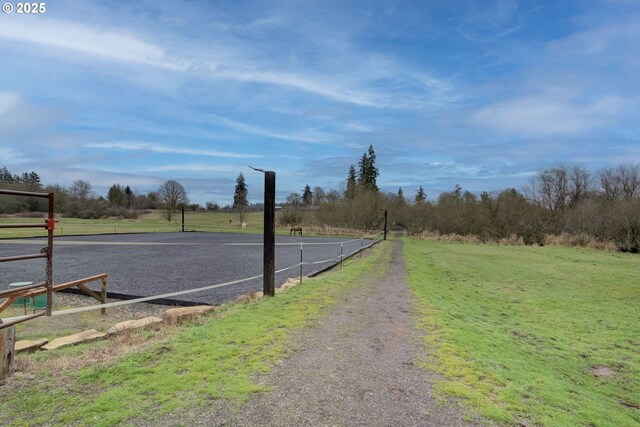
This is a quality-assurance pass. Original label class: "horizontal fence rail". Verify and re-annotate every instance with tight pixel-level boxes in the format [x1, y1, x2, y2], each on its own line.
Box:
[0, 189, 51, 198]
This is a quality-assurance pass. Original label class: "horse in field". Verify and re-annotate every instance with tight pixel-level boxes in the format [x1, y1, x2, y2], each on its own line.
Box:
[289, 226, 302, 236]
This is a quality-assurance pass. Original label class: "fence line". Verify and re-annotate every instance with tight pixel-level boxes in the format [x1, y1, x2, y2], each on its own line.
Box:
[1, 237, 381, 323]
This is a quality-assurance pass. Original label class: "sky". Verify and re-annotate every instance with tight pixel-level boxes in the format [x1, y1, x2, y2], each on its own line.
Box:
[1, 0, 639, 205]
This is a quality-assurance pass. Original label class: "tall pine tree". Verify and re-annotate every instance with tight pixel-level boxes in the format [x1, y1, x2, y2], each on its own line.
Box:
[233, 172, 248, 223]
[345, 165, 357, 199]
[302, 184, 313, 206]
[356, 145, 379, 192]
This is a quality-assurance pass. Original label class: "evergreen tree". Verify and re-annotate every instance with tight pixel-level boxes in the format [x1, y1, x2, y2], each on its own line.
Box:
[345, 165, 357, 199]
[366, 145, 379, 190]
[124, 185, 133, 208]
[397, 187, 405, 204]
[357, 153, 368, 185]
[415, 186, 427, 203]
[356, 145, 379, 191]
[26, 172, 42, 190]
[454, 184, 462, 198]
[107, 184, 126, 207]
[302, 184, 313, 206]
[0, 166, 13, 184]
[233, 172, 248, 223]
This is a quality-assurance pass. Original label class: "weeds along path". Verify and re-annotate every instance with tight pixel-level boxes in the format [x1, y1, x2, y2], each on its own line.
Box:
[217, 240, 478, 426]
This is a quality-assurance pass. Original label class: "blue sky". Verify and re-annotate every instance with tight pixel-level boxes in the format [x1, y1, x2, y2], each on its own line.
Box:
[1, 0, 639, 205]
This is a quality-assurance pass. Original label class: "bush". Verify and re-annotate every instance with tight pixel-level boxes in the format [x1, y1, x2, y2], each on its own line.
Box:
[278, 207, 304, 226]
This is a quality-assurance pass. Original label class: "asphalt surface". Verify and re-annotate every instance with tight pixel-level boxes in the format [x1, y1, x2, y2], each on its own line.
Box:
[0, 232, 374, 305]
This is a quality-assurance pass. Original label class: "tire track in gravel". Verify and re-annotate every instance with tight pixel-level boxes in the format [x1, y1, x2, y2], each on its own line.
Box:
[215, 240, 482, 426]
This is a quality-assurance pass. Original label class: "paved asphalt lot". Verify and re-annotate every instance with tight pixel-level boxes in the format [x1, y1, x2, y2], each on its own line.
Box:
[0, 232, 373, 305]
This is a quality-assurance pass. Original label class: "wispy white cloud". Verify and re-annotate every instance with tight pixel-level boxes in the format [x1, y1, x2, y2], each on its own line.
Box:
[547, 18, 640, 58]
[0, 15, 457, 110]
[211, 67, 381, 107]
[210, 115, 333, 145]
[144, 164, 245, 174]
[85, 141, 260, 159]
[454, 0, 523, 42]
[0, 18, 187, 70]
[0, 92, 22, 116]
[471, 94, 630, 136]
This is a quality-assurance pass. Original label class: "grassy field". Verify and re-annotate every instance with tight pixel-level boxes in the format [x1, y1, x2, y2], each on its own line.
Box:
[0, 242, 389, 426]
[404, 239, 640, 426]
[0, 210, 273, 239]
[0, 210, 373, 239]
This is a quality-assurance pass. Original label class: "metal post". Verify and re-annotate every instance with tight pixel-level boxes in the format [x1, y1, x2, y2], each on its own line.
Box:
[181, 206, 185, 232]
[340, 243, 343, 269]
[299, 242, 303, 285]
[360, 238, 363, 257]
[46, 193, 54, 317]
[263, 171, 276, 297]
[383, 209, 388, 241]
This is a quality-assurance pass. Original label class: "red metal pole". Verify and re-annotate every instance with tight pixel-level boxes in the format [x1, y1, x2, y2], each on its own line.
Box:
[46, 193, 54, 316]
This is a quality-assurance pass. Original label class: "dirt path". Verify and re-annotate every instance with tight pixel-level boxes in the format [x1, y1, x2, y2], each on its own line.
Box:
[194, 240, 476, 426]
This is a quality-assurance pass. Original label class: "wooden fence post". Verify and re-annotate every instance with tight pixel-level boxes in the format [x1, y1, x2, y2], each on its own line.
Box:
[263, 171, 276, 297]
[101, 277, 107, 315]
[0, 325, 15, 382]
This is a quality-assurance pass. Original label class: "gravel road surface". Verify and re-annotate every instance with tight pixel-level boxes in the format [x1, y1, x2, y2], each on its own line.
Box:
[165, 240, 481, 426]
[0, 232, 373, 305]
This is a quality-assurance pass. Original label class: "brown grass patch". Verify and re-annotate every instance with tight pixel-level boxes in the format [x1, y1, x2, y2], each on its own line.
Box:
[544, 233, 617, 251]
[12, 326, 174, 379]
[590, 365, 616, 378]
[416, 230, 618, 251]
[303, 225, 378, 238]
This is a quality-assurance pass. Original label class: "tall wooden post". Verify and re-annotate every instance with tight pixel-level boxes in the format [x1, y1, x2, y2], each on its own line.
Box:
[263, 171, 276, 297]
[181, 207, 185, 232]
[383, 209, 388, 241]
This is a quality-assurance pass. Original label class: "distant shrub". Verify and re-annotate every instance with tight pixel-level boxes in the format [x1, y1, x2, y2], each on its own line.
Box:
[278, 207, 304, 226]
[17, 211, 45, 218]
[76, 210, 100, 219]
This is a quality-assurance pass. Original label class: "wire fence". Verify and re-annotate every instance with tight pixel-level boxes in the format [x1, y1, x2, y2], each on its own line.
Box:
[1, 236, 382, 323]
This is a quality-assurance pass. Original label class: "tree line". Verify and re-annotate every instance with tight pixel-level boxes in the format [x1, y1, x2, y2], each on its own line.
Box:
[392, 164, 640, 252]
[276, 149, 640, 253]
[0, 166, 191, 222]
[3, 154, 639, 252]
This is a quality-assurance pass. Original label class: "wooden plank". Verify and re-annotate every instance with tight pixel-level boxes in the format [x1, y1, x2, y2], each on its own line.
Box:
[77, 284, 102, 302]
[0, 296, 17, 315]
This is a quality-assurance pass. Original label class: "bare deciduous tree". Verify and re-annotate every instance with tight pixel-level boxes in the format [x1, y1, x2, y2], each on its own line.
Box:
[158, 180, 188, 222]
[71, 179, 92, 201]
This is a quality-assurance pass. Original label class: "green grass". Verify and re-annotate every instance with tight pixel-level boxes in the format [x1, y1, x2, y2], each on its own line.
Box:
[0, 210, 273, 239]
[0, 241, 389, 426]
[0, 210, 365, 239]
[404, 239, 640, 426]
